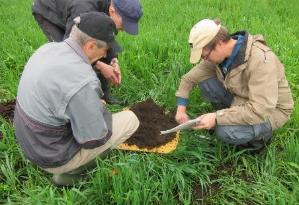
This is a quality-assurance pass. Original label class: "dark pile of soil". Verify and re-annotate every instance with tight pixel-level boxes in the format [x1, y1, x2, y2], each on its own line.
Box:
[0, 100, 16, 140]
[0, 100, 15, 122]
[125, 99, 178, 149]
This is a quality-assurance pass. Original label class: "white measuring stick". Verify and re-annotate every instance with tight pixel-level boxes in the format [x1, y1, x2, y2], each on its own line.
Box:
[160, 118, 200, 135]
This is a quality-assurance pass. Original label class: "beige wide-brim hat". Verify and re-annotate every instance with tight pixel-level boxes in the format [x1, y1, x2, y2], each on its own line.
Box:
[189, 19, 221, 64]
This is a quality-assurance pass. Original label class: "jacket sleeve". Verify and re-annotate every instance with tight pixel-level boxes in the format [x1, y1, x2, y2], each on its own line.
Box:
[100, 48, 118, 64]
[63, 1, 119, 59]
[64, 1, 101, 39]
[65, 81, 112, 149]
[216, 47, 279, 125]
[175, 61, 217, 99]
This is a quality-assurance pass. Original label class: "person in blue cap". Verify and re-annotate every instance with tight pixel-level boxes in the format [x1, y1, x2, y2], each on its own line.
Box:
[32, 0, 143, 104]
[14, 12, 140, 186]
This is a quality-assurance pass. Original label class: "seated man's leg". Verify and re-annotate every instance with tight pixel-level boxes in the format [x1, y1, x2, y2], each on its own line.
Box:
[199, 77, 233, 109]
[45, 111, 139, 185]
[104, 110, 140, 147]
[214, 121, 272, 151]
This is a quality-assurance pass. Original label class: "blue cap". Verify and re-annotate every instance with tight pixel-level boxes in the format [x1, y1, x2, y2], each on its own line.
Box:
[113, 0, 143, 35]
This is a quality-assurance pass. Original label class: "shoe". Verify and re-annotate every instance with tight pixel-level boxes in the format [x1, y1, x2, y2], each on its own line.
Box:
[52, 173, 86, 187]
[103, 92, 126, 105]
[51, 151, 111, 187]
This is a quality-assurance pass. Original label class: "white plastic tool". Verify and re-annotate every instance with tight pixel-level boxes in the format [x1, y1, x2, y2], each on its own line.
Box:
[160, 118, 200, 135]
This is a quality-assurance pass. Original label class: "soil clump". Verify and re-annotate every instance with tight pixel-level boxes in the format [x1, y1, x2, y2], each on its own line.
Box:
[0, 100, 16, 139]
[125, 99, 177, 149]
[0, 100, 15, 122]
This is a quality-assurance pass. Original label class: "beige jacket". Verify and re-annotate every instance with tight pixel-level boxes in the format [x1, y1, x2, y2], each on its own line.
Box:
[176, 33, 294, 130]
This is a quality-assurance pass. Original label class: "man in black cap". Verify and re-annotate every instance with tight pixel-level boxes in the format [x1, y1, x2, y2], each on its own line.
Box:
[14, 12, 140, 186]
[32, 0, 143, 104]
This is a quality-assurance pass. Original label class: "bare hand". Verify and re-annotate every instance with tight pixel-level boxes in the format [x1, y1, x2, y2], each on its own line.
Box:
[95, 61, 121, 86]
[111, 58, 121, 85]
[175, 105, 189, 124]
[194, 113, 216, 130]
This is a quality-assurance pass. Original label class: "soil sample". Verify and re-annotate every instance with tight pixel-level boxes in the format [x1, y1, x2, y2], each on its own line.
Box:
[125, 99, 178, 149]
[0, 100, 15, 122]
[0, 100, 16, 140]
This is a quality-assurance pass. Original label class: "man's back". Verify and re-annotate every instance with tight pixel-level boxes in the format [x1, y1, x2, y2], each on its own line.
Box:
[17, 40, 99, 126]
[32, 0, 110, 30]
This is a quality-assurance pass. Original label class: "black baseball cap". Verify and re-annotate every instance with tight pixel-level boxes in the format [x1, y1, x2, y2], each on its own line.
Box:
[113, 0, 143, 35]
[76, 12, 122, 53]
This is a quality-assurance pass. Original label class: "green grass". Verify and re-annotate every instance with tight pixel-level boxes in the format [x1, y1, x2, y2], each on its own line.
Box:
[1, 0, 299, 204]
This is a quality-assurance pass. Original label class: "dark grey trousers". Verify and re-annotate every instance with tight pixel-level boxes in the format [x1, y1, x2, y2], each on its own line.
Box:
[199, 77, 272, 150]
[33, 13, 65, 42]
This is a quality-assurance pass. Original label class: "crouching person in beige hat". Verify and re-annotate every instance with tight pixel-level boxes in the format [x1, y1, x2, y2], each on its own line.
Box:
[175, 19, 294, 152]
[13, 12, 139, 186]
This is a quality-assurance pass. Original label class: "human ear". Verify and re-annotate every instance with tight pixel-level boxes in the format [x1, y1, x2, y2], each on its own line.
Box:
[109, 5, 116, 16]
[86, 40, 97, 50]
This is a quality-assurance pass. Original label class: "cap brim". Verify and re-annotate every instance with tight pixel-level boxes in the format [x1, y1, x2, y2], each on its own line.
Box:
[190, 47, 202, 64]
[108, 40, 123, 54]
[122, 17, 139, 35]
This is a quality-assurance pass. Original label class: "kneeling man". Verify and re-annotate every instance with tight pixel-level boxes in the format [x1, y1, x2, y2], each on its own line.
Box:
[14, 12, 139, 186]
[175, 19, 294, 151]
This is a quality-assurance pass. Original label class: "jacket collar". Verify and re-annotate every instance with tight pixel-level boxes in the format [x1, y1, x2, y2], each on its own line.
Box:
[228, 31, 249, 70]
[228, 31, 269, 70]
[64, 38, 90, 64]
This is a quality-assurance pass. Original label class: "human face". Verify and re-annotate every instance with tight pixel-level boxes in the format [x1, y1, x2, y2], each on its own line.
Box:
[113, 13, 123, 31]
[109, 6, 123, 31]
[202, 43, 226, 64]
[93, 45, 108, 60]
[86, 40, 108, 63]
[201, 47, 213, 61]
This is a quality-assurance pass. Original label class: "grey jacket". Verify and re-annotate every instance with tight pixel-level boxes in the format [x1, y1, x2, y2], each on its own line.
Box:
[14, 39, 112, 168]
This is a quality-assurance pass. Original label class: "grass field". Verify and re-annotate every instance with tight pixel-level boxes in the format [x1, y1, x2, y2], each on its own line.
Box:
[1, 0, 299, 204]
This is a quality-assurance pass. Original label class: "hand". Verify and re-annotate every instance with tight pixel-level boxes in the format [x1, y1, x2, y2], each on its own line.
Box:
[95, 61, 121, 86]
[110, 58, 121, 85]
[175, 105, 189, 124]
[194, 113, 216, 130]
